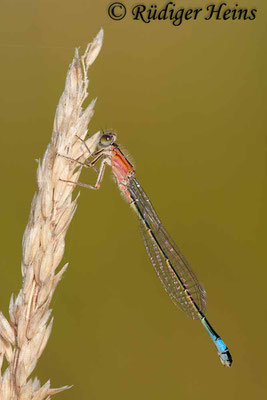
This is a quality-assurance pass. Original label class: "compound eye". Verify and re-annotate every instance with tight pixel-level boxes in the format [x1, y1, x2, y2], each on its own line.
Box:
[100, 133, 115, 147]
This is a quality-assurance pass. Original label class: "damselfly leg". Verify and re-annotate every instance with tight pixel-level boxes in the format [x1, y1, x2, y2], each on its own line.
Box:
[57, 134, 103, 171]
[60, 156, 109, 190]
[74, 134, 92, 157]
[57, 153, 91, 169]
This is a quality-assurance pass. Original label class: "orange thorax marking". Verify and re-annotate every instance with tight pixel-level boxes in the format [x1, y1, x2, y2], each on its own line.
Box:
[111, 147, 134, 185]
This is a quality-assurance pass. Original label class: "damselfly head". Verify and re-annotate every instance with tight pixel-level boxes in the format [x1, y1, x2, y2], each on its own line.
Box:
[99, 132, 117, 147]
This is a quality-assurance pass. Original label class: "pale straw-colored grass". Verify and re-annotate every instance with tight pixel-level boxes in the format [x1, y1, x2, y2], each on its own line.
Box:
[0, 28, 104, 399]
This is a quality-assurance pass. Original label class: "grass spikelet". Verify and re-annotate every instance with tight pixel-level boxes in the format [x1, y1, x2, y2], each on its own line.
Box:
[0, 28, 104, 399]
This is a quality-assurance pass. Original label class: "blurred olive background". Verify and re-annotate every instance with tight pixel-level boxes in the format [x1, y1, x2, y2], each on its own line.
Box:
[0, 0, 266, 399]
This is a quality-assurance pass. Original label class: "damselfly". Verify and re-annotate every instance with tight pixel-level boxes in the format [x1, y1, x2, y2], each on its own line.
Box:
[64, 132, 232, 367]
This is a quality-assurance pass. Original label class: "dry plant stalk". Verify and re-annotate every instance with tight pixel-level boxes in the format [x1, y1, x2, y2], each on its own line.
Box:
[0, 28, 104, 399]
